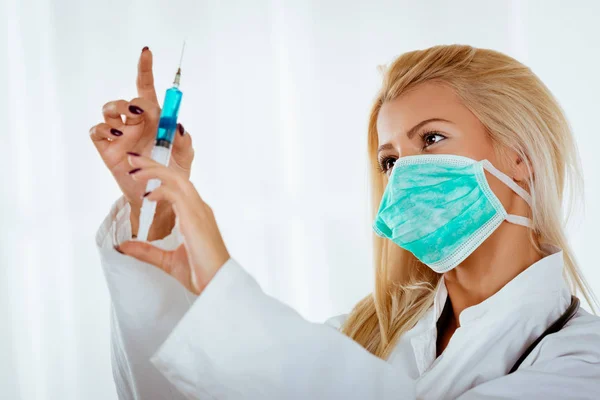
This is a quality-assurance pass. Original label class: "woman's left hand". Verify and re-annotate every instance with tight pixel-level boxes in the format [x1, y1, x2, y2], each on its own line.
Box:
[115, 153, 230, 295]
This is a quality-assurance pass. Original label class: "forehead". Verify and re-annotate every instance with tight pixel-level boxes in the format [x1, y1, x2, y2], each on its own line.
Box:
[376, 82, 469, 142]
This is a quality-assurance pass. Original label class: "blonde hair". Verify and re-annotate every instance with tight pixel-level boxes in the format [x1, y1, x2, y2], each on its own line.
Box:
[341, 44, 598, 359]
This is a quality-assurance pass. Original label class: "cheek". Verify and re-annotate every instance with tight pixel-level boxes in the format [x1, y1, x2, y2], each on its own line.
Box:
[447, 132, 495, 160]
[447, 130, 515, 206]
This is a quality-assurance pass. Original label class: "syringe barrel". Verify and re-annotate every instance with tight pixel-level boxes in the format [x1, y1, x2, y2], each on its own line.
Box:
[156, 86, 183, 145]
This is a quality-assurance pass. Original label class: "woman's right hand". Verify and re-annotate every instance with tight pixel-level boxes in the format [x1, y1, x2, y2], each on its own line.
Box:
[90, 47, 195, 241]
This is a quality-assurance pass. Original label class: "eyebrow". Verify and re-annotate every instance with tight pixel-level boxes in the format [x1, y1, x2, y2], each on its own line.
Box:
[377, 118, 452, 153]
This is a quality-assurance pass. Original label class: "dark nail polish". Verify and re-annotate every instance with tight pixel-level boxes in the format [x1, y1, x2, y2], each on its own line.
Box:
[114, 245, 124, 254]
[128, 168, 141, 175]
[142, 46, 149, 52]
[128, 105, 144, 114]
[143, 191, 152, 197]
[110, 128, 123, 137]
[126, 151, 140, 157]
[177, 123, 185, 136]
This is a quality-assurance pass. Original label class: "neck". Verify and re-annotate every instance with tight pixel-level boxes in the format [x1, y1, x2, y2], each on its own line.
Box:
[442, 221, 542, 327]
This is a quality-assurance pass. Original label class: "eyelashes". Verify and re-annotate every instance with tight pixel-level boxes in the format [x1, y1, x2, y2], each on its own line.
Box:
[377, 129, 448, 174]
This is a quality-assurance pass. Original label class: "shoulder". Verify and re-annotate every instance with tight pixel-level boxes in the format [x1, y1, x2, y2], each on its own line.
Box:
[323, 314, 349, 331]
[555, 307, 600, 343]
[534, 307, 600, 366]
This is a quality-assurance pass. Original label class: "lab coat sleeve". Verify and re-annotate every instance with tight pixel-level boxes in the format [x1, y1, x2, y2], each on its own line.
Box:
[457, 311, 600, 400]
[96, 195, 195, 400]
[149, 257, 416, 400]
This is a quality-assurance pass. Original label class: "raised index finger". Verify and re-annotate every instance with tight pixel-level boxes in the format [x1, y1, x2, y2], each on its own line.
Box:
[136, 47, 159, 104]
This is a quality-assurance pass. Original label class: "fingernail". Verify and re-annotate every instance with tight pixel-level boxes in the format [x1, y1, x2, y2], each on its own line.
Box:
[110, 128, 123, 137]
[142, 46, 149, 53]
[128, 168, 141, 175]
[128, 105, 144, 114]
[143, 191, 152, 197]
[177, 123, 185, 136]
[126, 151, 140, 156]
[114, 245, 124, 254]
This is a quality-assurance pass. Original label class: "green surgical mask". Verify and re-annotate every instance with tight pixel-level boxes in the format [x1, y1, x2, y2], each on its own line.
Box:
[373, 154, 533, 273]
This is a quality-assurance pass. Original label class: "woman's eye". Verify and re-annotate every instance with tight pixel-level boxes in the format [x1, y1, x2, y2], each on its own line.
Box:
[379, 157, 397, 174]
[385, 158, 396, 171]
[423, 132, 446, 148]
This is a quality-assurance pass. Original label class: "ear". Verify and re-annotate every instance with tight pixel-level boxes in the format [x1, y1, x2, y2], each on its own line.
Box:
[512, 152, 533, 183]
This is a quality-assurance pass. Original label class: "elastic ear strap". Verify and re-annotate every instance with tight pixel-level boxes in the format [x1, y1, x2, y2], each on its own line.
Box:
[482, 160, 532, 206]
[506, 214, 533, 228]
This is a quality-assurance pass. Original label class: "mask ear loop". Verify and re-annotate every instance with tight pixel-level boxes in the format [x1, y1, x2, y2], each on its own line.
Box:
[505, 214, 533, 228]
[481, 160, 532, 206]
[481, 160, 534, 228]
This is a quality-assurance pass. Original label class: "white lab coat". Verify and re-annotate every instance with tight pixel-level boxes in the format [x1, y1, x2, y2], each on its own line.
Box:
[96, 196, 600, 399]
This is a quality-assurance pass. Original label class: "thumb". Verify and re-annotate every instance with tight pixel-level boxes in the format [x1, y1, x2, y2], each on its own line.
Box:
[171, 123, 194, 169]
[115, 241, 174, 274]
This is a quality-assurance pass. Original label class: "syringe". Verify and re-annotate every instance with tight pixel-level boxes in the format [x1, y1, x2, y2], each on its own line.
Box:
[136, 42, 185, 242]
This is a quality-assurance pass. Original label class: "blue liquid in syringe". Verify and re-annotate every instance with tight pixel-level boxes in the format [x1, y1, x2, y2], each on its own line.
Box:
[156, 86, 183, 145]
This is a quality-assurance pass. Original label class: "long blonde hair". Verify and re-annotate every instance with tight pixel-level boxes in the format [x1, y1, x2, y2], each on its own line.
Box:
[341, 44, 598, 359]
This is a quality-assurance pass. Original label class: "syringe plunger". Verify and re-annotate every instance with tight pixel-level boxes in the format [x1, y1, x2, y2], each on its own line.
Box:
[135, 145, 173, 242]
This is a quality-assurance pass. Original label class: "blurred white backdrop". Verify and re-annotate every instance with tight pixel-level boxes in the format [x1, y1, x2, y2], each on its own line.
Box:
[1, 0, 599, 398]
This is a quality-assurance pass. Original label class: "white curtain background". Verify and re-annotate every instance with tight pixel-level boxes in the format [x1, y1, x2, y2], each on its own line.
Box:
[1, 0, 599, 398]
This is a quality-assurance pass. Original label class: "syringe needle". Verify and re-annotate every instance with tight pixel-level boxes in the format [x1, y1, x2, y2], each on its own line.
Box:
[173, 40, 186, 87]
[178, 40, 186, 70]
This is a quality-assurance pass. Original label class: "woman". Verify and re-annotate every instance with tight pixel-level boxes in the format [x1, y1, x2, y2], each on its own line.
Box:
[92, 45, 600, 399]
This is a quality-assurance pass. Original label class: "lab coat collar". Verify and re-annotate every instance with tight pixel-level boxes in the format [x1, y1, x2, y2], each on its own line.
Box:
[408, 245, 568, 375]
[432, 244, 566, 327]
